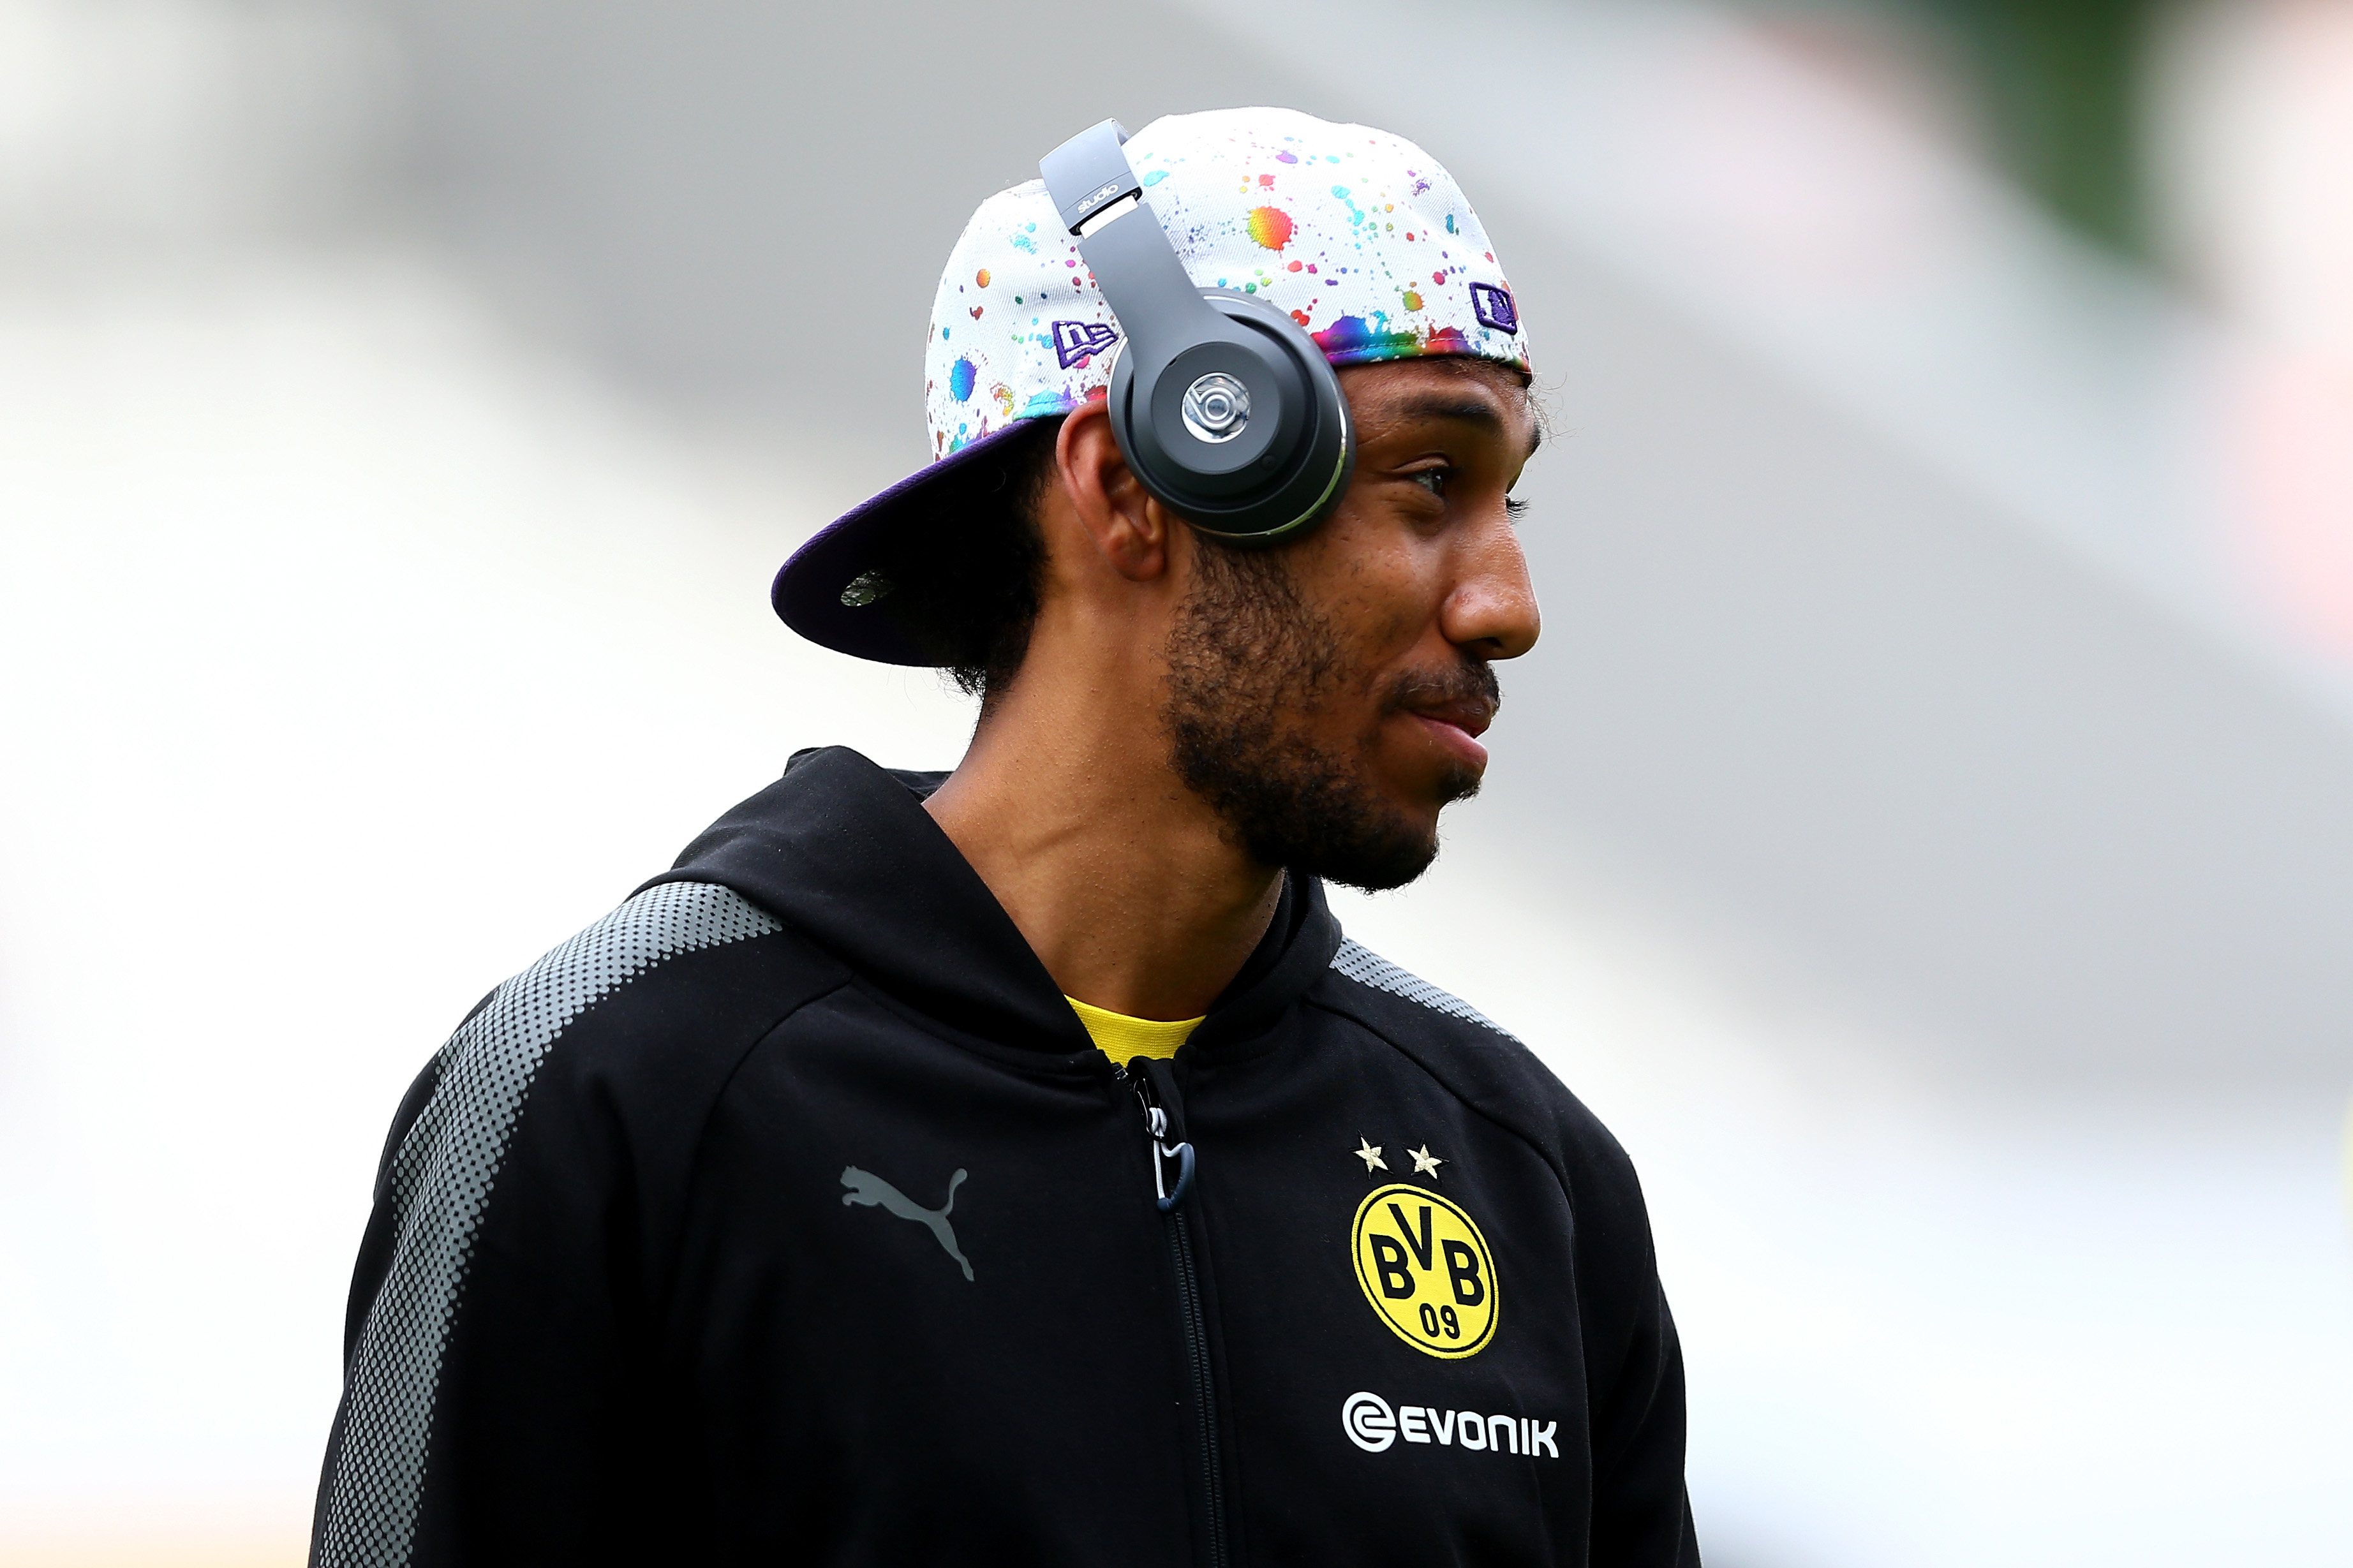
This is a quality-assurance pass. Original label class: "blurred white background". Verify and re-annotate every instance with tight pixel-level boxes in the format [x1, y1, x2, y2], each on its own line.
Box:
[2, 1, 2349, 1563]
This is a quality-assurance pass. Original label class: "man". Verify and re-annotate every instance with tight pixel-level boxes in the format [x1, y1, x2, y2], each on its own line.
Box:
[312, 107, 1698, 1567]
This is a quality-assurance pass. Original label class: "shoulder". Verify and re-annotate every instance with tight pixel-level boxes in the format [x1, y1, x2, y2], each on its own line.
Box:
[1310, 937, 1649, 1232]
[362, 881, 849, 1313]
[398, 880, 849, 1209]
[451, 878, 842, 1091]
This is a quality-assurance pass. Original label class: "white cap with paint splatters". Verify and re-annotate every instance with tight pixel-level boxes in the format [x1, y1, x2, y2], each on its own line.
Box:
[775, 105, 1529, 664]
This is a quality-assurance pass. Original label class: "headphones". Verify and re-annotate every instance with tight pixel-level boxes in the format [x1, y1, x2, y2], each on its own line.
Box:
[1040, 120, 1353, 545]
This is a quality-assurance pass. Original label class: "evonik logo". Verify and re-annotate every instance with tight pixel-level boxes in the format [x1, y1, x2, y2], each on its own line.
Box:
[1342, 1391, 1558, 1458]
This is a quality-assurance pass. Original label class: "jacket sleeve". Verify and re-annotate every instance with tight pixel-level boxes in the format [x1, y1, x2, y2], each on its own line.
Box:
[308, 1014, 655, 1568]
[1566, 1121, 1702, 1568]
[309, 880, 816, 1567]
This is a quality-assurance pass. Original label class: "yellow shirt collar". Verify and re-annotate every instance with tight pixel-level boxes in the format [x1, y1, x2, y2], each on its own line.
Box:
[1065, 996, 1204, 1063]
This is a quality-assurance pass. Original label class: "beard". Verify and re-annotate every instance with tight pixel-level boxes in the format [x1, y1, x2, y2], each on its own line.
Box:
[1161, 538, 1499, 892]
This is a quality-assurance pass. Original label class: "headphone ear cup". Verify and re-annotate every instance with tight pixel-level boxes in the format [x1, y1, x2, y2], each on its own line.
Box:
[1108, 292, 1353, 546]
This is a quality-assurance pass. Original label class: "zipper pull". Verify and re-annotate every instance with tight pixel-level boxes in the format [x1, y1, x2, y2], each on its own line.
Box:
[1127, 1070, 1196, 1212]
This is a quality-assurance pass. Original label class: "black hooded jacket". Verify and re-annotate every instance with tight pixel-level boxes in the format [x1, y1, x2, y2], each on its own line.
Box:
[311, 747, 1698, 1567]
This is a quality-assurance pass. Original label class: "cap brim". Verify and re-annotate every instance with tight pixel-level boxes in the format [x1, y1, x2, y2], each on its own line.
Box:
[772, 420, 1044, 666]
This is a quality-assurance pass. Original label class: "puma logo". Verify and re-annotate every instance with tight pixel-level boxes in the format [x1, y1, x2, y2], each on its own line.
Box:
[840, 1165, 974, 1281]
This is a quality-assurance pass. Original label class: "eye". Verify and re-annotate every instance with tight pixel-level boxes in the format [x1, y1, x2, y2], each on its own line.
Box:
[1411, 466, 1453, 499]
[1505, 496, 1529, 521]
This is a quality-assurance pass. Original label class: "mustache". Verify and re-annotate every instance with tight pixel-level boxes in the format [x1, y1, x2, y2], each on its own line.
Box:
[1378, 656, 1501, 718]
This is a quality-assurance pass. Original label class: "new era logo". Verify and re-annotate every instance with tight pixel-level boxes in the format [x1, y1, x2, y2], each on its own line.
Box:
[1469, 283, 1518, 335]
[1051, 320, 1120, 369]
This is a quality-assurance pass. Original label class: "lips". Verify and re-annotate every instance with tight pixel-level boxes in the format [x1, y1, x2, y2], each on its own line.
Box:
[1403, 700, 1494, 770]
[1407, 697, 1494, 740]
[1384, 663, 1501, 771]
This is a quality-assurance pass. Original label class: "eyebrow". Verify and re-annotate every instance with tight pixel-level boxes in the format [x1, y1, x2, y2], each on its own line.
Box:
[1382, 392, 1544, 460]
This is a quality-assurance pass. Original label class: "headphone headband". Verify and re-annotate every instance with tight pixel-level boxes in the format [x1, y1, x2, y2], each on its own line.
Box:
[1039, 119, 1143, 235]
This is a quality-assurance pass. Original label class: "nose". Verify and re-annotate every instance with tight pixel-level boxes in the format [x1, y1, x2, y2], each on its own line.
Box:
[1441, 518, 1540, 661]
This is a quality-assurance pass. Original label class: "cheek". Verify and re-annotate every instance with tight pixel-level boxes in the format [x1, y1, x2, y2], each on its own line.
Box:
[1297, 526, 1444, 678]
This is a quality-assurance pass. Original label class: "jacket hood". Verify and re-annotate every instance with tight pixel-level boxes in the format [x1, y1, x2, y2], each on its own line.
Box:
[646, 746, 1342, 1058]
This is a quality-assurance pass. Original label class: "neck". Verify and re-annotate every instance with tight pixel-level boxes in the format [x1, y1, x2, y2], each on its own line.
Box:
[924, 680, 1282, 1022]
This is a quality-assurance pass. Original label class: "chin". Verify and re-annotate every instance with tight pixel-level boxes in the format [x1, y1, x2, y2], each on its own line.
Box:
[1181, 715, 1483, 893]
[1297, 792, 1451, 893]
[1381, 758, 1485, 821]
[1311, 832, 1442, 894]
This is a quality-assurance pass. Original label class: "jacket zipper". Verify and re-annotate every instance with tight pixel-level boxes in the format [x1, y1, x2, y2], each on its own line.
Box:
[1128, 1065, 1228, 1568]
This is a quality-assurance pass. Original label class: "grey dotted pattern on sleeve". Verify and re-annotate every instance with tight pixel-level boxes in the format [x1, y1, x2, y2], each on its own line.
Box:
[1329, 936, 1518, 1042]
[314, 880, 780, 1568]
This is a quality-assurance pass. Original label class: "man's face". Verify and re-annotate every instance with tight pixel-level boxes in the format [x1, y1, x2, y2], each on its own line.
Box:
[1161, 358, 1541, 891]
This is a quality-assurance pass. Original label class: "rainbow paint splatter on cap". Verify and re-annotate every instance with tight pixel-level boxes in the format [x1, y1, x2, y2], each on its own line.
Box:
[921, 106, 1529, 459]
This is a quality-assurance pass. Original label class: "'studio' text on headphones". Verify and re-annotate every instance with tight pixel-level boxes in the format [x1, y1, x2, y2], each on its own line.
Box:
[1039, 120, 1354, 545]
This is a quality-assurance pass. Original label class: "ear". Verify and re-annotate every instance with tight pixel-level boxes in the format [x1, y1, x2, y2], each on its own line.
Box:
[1053, 399, 1176, 583]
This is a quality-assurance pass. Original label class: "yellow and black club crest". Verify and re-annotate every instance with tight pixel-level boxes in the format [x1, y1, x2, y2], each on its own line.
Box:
[1350, 1183, 1497, 1358]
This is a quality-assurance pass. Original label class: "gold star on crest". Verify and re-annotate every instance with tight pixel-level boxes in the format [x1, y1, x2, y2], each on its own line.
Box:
[1355, 1137, 1388, 1173]
[1410, 1144, 1444, 1178]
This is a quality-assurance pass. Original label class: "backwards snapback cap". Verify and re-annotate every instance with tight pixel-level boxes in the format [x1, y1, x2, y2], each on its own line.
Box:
[776, 105, 1530, 665]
